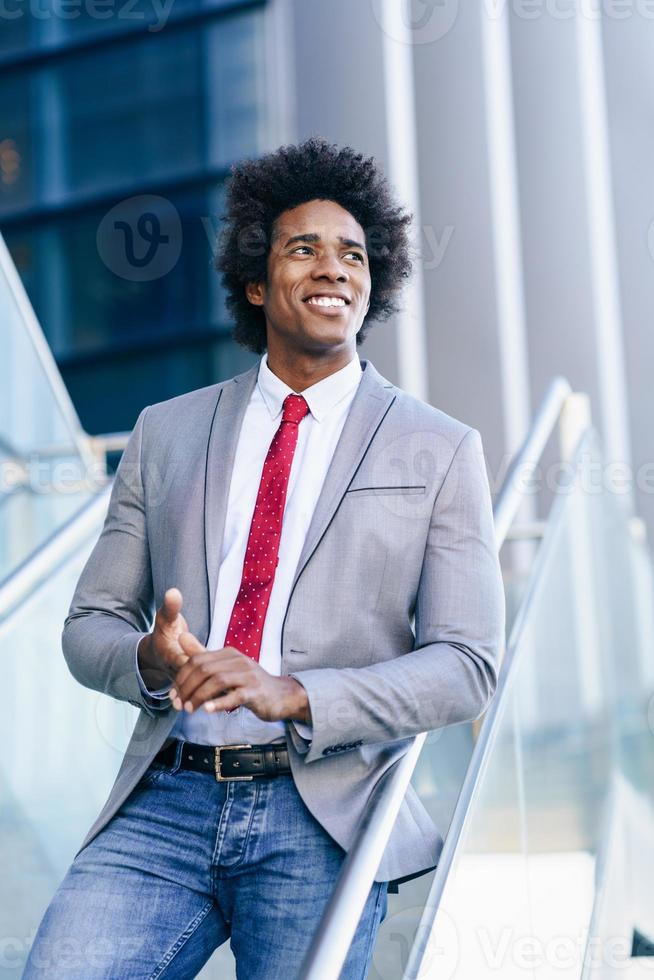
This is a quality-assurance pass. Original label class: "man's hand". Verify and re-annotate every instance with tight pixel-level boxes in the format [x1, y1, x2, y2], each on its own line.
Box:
[137, 587, 190, 691]
[169, 632, 311, 725]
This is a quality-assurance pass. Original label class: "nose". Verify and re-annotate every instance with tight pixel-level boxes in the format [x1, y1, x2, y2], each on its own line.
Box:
[310, 252, 348, 282]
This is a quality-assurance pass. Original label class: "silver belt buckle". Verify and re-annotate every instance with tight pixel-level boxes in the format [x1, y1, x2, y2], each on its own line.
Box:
[214, 744, 254, 782]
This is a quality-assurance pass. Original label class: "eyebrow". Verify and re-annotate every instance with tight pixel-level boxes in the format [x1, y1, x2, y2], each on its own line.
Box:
[281, 232, 367, 252]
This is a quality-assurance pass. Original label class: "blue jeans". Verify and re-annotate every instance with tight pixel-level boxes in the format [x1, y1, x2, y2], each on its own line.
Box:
[23, 741, 388, 979]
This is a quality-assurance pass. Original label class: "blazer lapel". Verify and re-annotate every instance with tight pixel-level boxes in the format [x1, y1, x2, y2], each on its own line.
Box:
[288, 359, 396, 595]
[203, 360, 260, 642]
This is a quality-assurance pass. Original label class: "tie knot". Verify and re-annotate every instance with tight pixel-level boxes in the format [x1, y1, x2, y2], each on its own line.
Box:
[282, 394, 310, 425]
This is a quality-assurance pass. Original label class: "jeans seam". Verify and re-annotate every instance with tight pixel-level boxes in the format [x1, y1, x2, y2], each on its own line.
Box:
[148, 900, 215, 979]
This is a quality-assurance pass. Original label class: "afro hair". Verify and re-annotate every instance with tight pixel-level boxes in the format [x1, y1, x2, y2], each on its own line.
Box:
[214, 136, 414, 354]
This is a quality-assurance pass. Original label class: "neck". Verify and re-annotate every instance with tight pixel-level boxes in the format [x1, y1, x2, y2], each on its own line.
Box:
[265, 347, 356, 393]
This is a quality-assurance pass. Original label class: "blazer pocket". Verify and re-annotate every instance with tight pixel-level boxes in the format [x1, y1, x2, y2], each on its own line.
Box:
[345, 485, 426, 497]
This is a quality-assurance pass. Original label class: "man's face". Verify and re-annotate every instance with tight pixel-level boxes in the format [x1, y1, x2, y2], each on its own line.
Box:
[245, 199, 371, 356]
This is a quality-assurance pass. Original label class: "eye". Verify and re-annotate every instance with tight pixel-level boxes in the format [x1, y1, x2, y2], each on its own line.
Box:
[289, 245, 365, 263]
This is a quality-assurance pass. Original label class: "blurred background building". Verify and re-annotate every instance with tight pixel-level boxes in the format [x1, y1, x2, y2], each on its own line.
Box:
[0, 0, 268, 435]
[2, 0, 653, 536]
[2, 2, 654, 978]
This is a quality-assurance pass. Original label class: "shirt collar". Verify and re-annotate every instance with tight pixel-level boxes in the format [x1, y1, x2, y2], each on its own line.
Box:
[257, 351, 363, 423]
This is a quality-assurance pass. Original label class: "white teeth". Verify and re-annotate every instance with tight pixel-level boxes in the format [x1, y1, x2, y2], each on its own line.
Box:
[306, 296, 346, 307]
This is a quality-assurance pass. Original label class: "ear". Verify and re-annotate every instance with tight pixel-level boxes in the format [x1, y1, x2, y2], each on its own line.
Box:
[245, 281, 265, 307]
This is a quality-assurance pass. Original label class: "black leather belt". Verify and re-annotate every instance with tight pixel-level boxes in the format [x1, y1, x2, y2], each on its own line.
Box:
[153, 738, 291, 781]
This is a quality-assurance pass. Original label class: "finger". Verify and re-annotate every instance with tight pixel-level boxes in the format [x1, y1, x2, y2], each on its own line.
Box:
[175, 650, 247, 694]
[173, 645, 238, 689]
[154, 645, 189, 679]
[160, 588, 183, 623]
[173, 650, 207, 689]
[169, 651, 190, 671]
[178, 677, 241, 713]
[172, 655, 221, 700]
[204, 690, 244, 714]
[173, 664, 243, 707]
[178, 631, 206, 658]
[172, 649, 218, 692]
[172, 657, 226, 703]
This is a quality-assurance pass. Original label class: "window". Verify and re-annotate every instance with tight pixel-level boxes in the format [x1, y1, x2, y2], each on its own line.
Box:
[1, 1, 267, 434]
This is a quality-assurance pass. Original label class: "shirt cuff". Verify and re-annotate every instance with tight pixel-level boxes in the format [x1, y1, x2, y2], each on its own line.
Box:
[292, 720, 313, 742]
[134, 640, 172, 700]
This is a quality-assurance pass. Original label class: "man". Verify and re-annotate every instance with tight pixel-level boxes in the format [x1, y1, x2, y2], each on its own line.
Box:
[24, 137, 505, 978]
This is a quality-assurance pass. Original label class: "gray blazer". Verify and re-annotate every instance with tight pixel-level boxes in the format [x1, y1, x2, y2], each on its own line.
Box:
[62, 358, 505, 885]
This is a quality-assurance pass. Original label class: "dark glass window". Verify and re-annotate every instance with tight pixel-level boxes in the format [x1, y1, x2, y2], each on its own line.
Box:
[7, 183, 225, 356]
[0, 11, 33, 59]
[1, 1, 266, 434]
[0, 0, 247, 57]
[0, 9, 263, 214]
[60, 333, 256, 435]
[0, 75, 33, 212]
[60, 32, 206, 194]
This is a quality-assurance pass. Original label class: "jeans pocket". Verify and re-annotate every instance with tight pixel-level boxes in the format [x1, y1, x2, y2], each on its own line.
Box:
[139, 757, 180, 787]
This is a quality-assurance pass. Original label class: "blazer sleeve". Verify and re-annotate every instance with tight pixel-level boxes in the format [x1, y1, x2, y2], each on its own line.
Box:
[287, 427, 505, 764]
[61, 405, 168, 718]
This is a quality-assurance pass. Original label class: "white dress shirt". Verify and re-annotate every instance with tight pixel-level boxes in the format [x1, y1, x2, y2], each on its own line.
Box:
[135, 350, 363, 746]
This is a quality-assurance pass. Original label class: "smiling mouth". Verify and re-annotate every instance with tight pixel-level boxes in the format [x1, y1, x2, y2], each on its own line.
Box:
[303, 295, 350, 319]
[304, 296, 348, 308]
[304, 302, 348, 318]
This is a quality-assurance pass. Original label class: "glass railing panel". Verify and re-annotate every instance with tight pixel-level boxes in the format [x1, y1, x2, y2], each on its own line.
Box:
[402, 431, 640, 980]
[0, 234, 86, 460]
[0, 232, 96, 579]
[367, 560, 527, 976]
[513, 449, 614, 980]
[623, 530, 654, 804]
[372, 698, 532, 980]
[0, 504, 239, 979]
[0, 525, 138, 974]
[589, 489, 654, 811]
[578, 463, 654, 967]
[0, 487, 94, 583]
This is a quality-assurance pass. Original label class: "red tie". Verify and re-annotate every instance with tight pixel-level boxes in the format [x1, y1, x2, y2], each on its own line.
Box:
[224, 393, 310, 662]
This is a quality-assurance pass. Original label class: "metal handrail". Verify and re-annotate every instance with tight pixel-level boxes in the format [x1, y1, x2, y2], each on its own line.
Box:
[9, 432, 131, 460]
[0, 433, 28, 463]
[0, 485, 112, 622]
[493, 375, 571, 547]
[1, 433, 129, 492]
[299, 375, 578, 980]
[89, 431, 131, 454]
